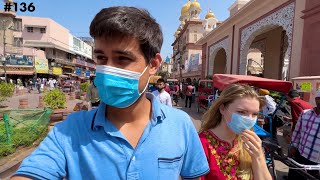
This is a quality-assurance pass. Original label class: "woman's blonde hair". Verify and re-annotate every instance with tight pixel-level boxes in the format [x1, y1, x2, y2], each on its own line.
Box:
[200, 84, 264, 179]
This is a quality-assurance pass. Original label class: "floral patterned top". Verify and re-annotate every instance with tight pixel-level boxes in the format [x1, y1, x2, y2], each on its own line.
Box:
[199, 130, 242, 180]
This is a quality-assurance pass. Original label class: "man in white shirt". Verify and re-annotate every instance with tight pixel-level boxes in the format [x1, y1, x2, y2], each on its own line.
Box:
[152, 78, 172, 107]
[48, 78, 55, 91]
[259, 89, 277, 116]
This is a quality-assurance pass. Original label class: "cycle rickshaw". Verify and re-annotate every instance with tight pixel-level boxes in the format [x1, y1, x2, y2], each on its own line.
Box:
[195, 80, 214, 113]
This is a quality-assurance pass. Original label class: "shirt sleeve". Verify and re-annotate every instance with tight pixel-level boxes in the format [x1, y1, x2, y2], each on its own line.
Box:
[265, 96, 277, 114]
[291, 113, 303, 148]
[166, 93, 173, 107]
[14, 124, 67, 180]
[180, 118, 209, 179]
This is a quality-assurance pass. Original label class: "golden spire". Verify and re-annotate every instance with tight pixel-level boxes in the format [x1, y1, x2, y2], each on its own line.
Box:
[190, 0, 201, 9]
[181, 0, 191, 15]
[205, 9, 215, 19]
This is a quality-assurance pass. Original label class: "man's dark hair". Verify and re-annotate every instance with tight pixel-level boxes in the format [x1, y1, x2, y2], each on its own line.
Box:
[157, 78, 165, 84]
[90, 6, 163, 63]
[90, 76, 95, 82]
[288, 89, 299, 98]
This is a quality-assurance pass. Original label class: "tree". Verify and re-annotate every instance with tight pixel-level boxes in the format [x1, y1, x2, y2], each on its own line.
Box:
[0, 82, 15, 105]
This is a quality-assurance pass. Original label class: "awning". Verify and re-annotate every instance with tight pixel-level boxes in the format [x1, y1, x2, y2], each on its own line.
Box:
[63, 66, 74, 69]
[24, 41, 76, 55]
[58, 74, 68, 78]
[0, 71, 34, 75]
[213, 74, 292, 94]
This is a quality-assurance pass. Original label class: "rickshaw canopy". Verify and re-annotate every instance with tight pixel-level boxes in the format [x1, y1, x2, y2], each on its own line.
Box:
[213, 74, 292, 94]
[167, 79, 179, 82]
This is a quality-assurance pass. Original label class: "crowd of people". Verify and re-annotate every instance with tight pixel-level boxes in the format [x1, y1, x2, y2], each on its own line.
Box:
[10, 6, 319, 180]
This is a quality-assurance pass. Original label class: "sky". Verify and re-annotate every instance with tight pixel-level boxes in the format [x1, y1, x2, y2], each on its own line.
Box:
[13, 0, 235, 58]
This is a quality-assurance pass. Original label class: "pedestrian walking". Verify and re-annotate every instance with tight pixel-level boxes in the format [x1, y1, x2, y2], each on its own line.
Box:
[185, 82, 194, 108]
[85, 76, 100, 108]
[48, 78, 55, 91]
[152, 78, 172, 107]
[28, 79, 33, 93]
[36, 78, 41, 94]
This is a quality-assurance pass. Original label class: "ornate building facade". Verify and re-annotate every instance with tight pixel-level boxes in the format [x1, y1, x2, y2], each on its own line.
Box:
[196, 0, 320, 80]
[171, 0, 219, 81]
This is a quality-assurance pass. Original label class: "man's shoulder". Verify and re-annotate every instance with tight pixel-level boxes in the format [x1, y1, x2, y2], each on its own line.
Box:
[301, 108, 315, 115]
[159, 105, 192, 125]
[162, 91, 171, 96]
[152, 90, 159, 95]
[294, 98, 313, 109]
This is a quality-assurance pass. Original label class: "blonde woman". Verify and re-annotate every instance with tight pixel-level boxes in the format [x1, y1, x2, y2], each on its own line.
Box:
[199, 84, 272, 180]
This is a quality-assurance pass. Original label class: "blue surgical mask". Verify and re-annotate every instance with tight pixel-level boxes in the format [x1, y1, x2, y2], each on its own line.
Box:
[94, 65, 149, 108]
[226, 113, 257, 134]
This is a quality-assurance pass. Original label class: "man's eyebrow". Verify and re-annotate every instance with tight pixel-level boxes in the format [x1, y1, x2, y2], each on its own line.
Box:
[93, 49, 104, 54]
[112, 50, 137, 59]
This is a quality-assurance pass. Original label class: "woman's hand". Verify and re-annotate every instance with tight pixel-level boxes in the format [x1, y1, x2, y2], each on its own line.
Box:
[240, 130, 264, 160]
[241, 130, 272, 180]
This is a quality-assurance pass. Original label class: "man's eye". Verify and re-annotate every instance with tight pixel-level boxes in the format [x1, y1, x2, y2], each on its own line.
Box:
[118, 56, 131, 61]
[96, 55, 107, 60]
[237, 111, 246, 115]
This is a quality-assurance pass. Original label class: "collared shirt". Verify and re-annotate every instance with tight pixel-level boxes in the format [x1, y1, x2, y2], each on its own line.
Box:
[291, 108, 320, 163]
[152, 90, 172, 107]
[15, 93, 209, 180]
[289, 98, 313, 132]
[262, 95, 277, 116]
[86, 83, 100, 103]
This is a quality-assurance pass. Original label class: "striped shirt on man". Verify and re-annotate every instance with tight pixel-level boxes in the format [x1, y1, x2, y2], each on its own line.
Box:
[291, 108, 320, 163]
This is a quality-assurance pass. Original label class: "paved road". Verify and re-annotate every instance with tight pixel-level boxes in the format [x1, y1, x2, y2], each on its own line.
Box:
[2, 88, 82, 111]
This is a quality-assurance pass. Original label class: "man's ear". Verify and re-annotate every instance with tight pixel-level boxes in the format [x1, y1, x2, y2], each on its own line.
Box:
[149, 53, 162, 75]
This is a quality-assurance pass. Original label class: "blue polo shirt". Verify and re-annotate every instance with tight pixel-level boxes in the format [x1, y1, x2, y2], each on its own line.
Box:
[15, 93, 209, 179]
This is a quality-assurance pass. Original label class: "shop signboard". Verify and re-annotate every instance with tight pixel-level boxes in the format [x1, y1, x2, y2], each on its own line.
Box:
[5, 55, 33, 66]
[35, 57, 49, 74]
[53, 67, 63, 75]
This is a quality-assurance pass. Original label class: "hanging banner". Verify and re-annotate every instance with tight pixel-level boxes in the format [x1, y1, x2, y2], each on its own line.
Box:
[35, 57, 49, 74]
[5, 55, 33, 66]
[53, 67, 62, 75]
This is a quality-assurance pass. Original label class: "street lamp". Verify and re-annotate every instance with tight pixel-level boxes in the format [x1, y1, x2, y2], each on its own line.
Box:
[0, 55, 7, 82]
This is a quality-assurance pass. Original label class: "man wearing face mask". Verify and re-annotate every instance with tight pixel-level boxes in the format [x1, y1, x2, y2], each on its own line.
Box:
[288, 89, 320, 179]
[12, 6, 209, 180]
[152, 78, 172, 107]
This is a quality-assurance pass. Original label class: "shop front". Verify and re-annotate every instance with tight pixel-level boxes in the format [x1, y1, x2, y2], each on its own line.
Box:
[0, 55, 35, 84]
